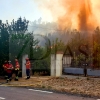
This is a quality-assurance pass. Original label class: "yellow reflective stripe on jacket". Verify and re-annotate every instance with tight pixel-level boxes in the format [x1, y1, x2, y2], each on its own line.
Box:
[15, 68, 19, 70]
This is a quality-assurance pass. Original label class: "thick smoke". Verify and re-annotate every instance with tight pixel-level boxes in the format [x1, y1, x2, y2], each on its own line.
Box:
[33, 0, 99, 32]
[78, 0, 95, 31]
[57, 0, 97, 32]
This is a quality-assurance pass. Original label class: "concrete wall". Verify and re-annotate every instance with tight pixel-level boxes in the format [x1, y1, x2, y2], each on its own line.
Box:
[50, 54, 56, 76]
[56, 52, 63, 76]
[63, 68, 84, 75]
[22, 54, 28, 77]
[87, 69, 100, 76]
[63, 68, 100, 76]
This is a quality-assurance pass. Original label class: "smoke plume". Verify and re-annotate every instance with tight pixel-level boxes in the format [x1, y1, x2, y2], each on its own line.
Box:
[33, 0, 99, 32]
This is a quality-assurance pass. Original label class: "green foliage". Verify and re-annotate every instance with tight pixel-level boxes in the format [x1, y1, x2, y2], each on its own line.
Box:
[51, 38, 66, 54]
[68, 27, 100, 68]
[0, 17, 50, 76]
[9, 33, 39, 60]
[0, 17, 30, 75]
[0, 20, 9, 75]
[31, 48, 50, 75]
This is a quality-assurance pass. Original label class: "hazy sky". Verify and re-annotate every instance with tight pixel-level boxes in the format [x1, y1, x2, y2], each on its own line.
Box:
[0, 0, 52, 23]
[1, 0, 100, 30]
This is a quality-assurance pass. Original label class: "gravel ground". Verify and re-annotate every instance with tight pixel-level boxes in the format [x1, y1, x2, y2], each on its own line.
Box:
[0, 76, 100, 98]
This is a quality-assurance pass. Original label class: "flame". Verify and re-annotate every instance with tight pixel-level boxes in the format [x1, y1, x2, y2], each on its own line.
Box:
[57, 0, 97, 32]
[78, 0, 96, 31]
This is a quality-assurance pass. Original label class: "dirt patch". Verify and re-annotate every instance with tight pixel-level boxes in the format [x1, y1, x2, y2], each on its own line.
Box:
[1, 76, 100, 97]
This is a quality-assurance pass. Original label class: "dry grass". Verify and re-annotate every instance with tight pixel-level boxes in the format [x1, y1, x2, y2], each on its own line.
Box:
[1, 76, 100, 97]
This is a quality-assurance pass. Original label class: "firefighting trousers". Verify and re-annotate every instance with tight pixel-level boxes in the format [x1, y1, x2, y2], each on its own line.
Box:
[4, 70, 8, 79]
[26, 69, 30, 78]
[15, 69, 19, 79]
[7, 72, 12, 81]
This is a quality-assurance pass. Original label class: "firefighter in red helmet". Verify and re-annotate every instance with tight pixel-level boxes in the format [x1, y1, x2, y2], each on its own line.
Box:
[25, 58, 31, 79]
[2, 60, 8, 79]
[6, 61, 14, 83]
[14, 59, 20, 81]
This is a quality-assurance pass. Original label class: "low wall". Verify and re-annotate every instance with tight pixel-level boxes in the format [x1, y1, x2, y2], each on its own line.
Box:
[87, 69, 100, 76]
[63, 68, 100, 76]
[63, 68, 84, 75]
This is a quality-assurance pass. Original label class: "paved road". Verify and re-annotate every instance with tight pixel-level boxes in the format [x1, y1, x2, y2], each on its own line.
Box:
[0, 86, 98, 100]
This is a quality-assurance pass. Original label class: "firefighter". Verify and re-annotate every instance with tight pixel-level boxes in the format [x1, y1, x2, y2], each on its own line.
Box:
[2, 60, 8, 79]
[25, 58, 31, 79]
[6, 61, 14, 83]
[14, 59, 20, 81]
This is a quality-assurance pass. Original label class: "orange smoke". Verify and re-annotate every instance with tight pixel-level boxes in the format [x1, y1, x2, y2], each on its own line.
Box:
[34, 0, 99, 31]
[58, 0, 97, 31]
[78, 0, 95, 31]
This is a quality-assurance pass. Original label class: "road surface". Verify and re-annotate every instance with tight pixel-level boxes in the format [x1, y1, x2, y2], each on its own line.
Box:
[0, 86, 98, 100]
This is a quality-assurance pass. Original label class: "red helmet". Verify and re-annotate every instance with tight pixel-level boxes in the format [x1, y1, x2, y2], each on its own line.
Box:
[26, 58, 29, 60]
[4, 60, 7, 63]
[15, 59, 18, 62]
[8, 61, 11, 63]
